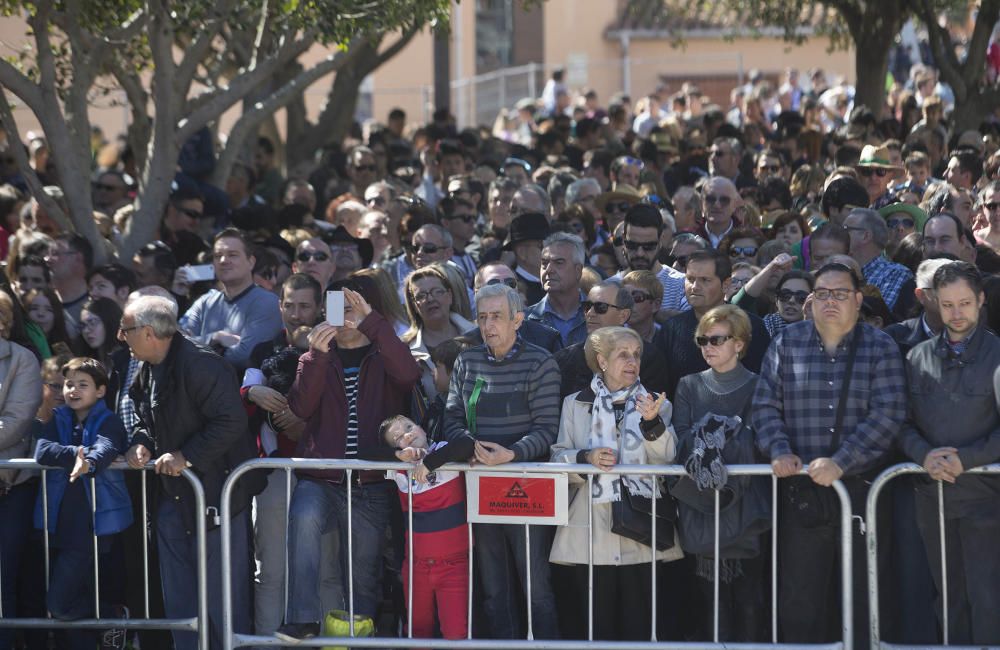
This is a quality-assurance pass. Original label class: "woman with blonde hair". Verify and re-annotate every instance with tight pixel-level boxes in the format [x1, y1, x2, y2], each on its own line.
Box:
[550, 326, 680, 640]
[402, 264, 475, 399]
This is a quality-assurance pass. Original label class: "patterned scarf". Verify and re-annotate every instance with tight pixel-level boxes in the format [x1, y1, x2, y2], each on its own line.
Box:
[588, 374, 659, 504]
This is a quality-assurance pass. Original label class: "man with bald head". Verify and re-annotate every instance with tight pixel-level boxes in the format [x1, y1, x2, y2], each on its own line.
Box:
[292, 238, 336, 289]
[698, 177, 741, 248]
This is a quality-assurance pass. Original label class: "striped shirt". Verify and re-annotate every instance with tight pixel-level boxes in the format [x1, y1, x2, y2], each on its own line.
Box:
[752, 321, 907, 475]
[444, 339, 561, 461]
[337, 345, 370, 458]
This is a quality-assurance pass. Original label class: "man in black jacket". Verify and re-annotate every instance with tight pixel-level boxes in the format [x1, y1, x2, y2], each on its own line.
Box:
[900, 262, 1000, 645]
[885, 257, 952, 355]
[122, 295, 264, 650]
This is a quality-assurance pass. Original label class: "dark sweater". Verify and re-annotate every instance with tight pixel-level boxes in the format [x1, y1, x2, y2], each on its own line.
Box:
[673, 365, 759, 461]
[653, 308, 771, 400]
[444, 340, 561, 461]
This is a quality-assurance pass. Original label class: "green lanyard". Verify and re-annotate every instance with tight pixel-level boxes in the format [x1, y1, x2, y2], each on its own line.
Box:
[467, 376, 486, 436]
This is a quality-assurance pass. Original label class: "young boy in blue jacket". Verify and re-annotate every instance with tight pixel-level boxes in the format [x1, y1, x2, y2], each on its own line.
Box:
[34, 357, 133, 649]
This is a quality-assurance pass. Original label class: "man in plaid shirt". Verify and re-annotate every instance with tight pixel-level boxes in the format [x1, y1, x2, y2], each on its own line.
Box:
[842, 207, 916, 319]
[753, 262, 906, 645]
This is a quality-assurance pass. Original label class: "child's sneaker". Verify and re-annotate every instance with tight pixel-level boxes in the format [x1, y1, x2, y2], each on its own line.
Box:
[100, 604, 129, 650]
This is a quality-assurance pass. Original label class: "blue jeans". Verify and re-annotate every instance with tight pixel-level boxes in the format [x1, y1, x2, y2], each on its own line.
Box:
[473, 523, 559, 639]
[0, 481, 37, 650]
[286, 478, 391, 623]
[156, 497, 252, 650]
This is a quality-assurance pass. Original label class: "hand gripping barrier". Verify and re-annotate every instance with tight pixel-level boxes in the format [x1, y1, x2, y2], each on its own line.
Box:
[0, 459, 208, 649]
[221, 458, 854, 650]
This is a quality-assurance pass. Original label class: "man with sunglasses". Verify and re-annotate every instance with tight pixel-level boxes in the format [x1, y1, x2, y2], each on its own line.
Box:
[753, 262, 906, 647]
[292, 238, 337, 289]
[615, 204, 688, 312]
[653, 249, 770, 399]
[346, 145, 379, 197]
[843, 208, 915, 318]
[438, 196, 480, 285]
[698, 177, 741, 248]
[856, 144, 902, 208]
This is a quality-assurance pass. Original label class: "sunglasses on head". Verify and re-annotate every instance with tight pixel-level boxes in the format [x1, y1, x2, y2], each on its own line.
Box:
[886, 217, 915, 229]
[858, 167, 889, 178]
[296, 251, 330, 262]
[704, 194, 732, 207]
[695, 334, 733, 347]
[486, 277, 518, 289]
[624, 240, 658, 253]
[582, 300, 623, 315]
[729, 246, 758, 258]
[776, 289, 809, 304]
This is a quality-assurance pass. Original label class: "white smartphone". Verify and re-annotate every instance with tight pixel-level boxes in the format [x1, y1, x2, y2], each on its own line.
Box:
[187, 264, 215, 282]
[326, 290, 345, 326]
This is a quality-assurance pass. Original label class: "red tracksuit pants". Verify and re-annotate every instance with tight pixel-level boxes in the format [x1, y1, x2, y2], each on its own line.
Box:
[402, 550, 469, 641]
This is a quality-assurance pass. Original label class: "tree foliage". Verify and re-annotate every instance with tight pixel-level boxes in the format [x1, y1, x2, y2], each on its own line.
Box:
[0, 0, 449, 261]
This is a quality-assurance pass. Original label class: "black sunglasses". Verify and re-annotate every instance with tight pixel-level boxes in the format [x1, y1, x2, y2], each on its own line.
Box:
[886, 217, 915, 230]
[776, 289, 809, 304]
[695, 334, 734, 347]
[486, 277, 518, 289]
[606, 201, 631, 213]
[729, 246, 758, 258]
[582, 300, 623, 315]
[409, 243, 442, 255]
[630, 291, 654, 304]
[858, 167, 889, 178]
[296, 251, 330, 262]
[624, 241, 658, 253]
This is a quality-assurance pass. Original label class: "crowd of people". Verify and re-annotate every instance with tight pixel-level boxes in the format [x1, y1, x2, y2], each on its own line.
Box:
[1, 58, 1000, 650]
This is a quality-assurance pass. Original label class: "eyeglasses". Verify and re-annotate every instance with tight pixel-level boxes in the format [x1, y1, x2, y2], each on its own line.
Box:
[81, 318, 103, 331]
[606, 201, 631, 213]
[413, 287, 449, 303]
[624, 240, 658, 253]
[410, 243, 443, 255]
[444, 214, 477, 224]
[728, 246, 758, 258]
[858, 167, 889, 178]
[486, 277, 518, 289]
[177, 206, 205, 220]
[353, 164, 377, 173]
[296, 251, 330, 262]
[630, 291, 654, 304]
[118, 323, 145, 336]
[704, 194, 732, 207]
[776, 289, 809, 304]
[695, 335, 734, 347]
[582, 300, 623, 314]
[886, 217, 915, 229]
[812, 288, 855, 301]
[984, 202, 1000, 212]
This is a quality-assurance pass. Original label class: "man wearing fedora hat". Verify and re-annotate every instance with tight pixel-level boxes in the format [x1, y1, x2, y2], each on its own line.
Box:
[504, 212, 551, 306]
[856, 143, 902, 208]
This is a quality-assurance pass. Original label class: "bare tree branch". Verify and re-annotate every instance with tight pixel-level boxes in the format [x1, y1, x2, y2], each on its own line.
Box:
[29, 1, 58, 96]
[175, 0, 242, 96]
[376, 27, 419, 65]
[0, 60, 43, 114]
[250, 0, 270, 69]
[917, 0, 964, 97]
[101, 8, 147, 46]
[0, 90, 72, 231]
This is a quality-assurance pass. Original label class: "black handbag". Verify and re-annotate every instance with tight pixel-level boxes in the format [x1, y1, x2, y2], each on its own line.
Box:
[610, 479, 676, 551]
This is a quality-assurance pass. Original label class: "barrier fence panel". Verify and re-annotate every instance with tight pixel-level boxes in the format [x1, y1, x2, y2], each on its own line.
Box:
[220, 458, 854, 650]
[865, 462, 1000, 650]
[0, 459, 208, 648]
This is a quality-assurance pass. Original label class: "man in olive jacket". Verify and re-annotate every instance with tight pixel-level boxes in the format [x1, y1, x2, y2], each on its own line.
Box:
[123, 295, 264, 650]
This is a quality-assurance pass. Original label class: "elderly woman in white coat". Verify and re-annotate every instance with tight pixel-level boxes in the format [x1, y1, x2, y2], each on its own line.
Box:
[550, 326, 682, 640]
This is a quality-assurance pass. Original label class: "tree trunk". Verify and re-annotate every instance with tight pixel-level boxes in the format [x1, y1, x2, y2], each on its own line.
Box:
[950, 88, 1000, 133]
[853, 33, 891, 120]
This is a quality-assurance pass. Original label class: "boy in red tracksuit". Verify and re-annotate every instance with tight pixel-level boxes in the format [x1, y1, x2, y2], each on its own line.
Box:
[377, 415, 475, 641]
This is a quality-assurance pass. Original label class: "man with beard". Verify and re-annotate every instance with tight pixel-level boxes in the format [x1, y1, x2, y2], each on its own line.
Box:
[614, 203, 688, 312]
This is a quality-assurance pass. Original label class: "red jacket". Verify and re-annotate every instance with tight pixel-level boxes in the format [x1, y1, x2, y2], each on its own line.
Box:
[289, 311, 421, 484]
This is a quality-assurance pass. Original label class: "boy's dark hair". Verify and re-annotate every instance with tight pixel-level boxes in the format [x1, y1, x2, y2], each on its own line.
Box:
[430, 336, 474, 369]
[623, 203, 663, 238]
[686, 249, 732, 281]
[282, 273, 323, 305]
[932, 260, 983, 294]
[378, 414, 411, 446]
[213, 227, 255, 255]
[61, 357, 109, 389]
[87, 263, 137, 292]
[815, 262, 862, 290]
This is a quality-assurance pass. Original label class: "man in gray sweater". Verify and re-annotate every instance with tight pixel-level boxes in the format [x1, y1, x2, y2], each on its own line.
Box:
[901, 261, 1000, 645]
[445, 282, 561, 639]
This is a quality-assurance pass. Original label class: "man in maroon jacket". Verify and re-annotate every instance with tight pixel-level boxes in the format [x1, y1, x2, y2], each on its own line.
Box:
[276, 284, 420, 641]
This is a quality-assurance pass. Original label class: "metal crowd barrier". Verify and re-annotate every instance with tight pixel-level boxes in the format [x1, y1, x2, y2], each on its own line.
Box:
[865, 462, 1000, 650]
[0, 459, 208, 649]
[220, 459, 854, 650]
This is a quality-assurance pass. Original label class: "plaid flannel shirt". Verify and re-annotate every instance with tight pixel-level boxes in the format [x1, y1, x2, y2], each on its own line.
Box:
[863, 255, 913, 310]
[752, 320, 907, 475]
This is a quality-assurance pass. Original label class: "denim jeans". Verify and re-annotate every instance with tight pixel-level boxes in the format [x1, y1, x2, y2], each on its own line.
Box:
[156, 497, 252, 650]
[252, 470, 342, 637]
[0, 481, 37, 650]
[473, 523, 559, 639]
[286, 478, 392, 623]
